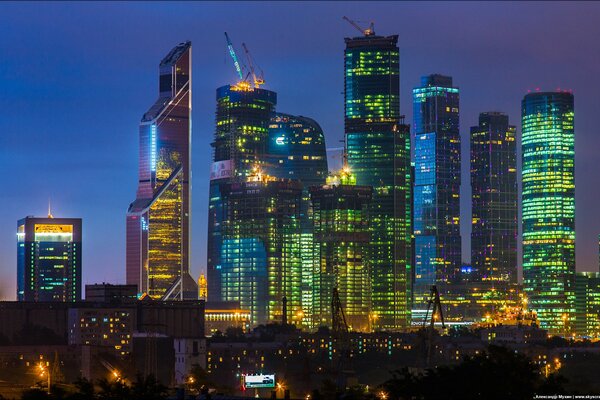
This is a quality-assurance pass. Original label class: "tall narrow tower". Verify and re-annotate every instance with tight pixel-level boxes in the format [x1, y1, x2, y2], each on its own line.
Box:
[344, 32, 412, 330]
[470, 112, 517, 286]
[522, 91, 575, 334]
[126, 41, 197, 300]
[412, 74, 461, 318]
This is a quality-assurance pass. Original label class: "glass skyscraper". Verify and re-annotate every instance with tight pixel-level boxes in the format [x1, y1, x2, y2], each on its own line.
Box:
[413, 74, 461, 317]
[17, 216, 82, 302]
[522, 91, 575, 334]
[470, 112, 517, 286]
[267, 112, 328, 328]
[310, 170, 373, 331]
[344, 33, 412, 330]
[207, 84, 277, 304]
[574, 272, 600, 338]
[219, 175, 303, 326]
[126, 41, 197, 300]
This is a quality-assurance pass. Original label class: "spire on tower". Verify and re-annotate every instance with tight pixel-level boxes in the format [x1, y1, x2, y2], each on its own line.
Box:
[48, 198, 54, 218]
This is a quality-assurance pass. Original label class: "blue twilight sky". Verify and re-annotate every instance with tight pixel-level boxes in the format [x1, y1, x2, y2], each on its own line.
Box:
[1, 1, 600, 300]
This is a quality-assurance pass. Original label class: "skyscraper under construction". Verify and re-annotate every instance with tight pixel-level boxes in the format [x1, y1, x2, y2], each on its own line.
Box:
[207, 83, 277, 304]
[126, 41, 197, 300]
[344, 30, 412, 330]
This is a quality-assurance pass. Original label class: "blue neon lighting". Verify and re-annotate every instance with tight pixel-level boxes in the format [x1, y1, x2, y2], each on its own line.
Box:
[150, 124, 157, 172]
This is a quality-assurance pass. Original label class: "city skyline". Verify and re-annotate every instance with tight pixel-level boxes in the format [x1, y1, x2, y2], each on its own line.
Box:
[3, 2, 600, 300]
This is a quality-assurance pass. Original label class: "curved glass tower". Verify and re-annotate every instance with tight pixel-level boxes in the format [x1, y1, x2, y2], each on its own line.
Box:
[522, 91, 575, 334]
[126, 41, 197, 300]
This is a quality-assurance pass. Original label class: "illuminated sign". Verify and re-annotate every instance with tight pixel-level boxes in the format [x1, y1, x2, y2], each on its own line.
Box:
[34, 224, 73, 233]
[275, 136, 285, 145]
[210, 160, 233, 180]
[244, 374, 275, 389]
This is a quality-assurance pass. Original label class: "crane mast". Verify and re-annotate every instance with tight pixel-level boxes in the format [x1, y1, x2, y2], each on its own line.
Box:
[242, 42, 265, 88]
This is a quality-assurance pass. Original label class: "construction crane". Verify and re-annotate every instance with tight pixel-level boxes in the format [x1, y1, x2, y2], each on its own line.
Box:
[241, 42, 265, 88]
[331, 287, 354, 389]
[224, 32, 244, 81]
[423, 285, 445, 367]
[342, 16, 375, 37]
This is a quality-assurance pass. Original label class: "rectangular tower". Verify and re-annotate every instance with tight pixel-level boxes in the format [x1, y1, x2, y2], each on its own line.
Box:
[412, 74, 461, 318]
[522, 91, 575, 334]
[219, 174, 302, 326]
[344, 33, 412, 330]
[126, 41, 197, 300]
[207, 84, 277, 304]
[470, 112, 517, 286]
[310, 170, 373, 331]
[17, 216, 82, 302]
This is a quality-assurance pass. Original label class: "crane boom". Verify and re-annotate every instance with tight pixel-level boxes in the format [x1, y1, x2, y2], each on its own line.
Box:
[242, 42, 264, 88]
[342, 16, 375, 36]
[224, 32, 244, 81]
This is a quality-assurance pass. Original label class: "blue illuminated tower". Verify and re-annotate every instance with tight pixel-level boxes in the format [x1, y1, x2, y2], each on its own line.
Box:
[412, 74, 461, 318]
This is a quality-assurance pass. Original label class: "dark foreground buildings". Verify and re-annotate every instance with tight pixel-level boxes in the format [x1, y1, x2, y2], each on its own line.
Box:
[17, 215, 82, 302]
[126, 41, 197, 300]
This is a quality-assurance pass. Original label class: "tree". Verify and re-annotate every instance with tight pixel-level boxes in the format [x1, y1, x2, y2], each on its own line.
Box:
[130, 374, 167, 400]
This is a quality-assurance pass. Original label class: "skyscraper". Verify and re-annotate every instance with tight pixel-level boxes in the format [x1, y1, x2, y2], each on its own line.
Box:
[470, 112, 517, 286]
[207, 83, 277, 303]
[219, 173, 303, 326]
[310, 169, 373, 331]
[344, 32, 412, 329]
[267, 112, 328, 326]
[574, 272, 600, 338]
[126, 41, 197, 300]
[17, 215, 82, 302]
[266, 113, 328, 189]
[413, 74, 461, 317]
[522, 91, 575, 334]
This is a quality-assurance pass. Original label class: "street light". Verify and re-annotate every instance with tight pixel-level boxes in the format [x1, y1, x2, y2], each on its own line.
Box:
[38, 362, 50, 394]
[378, 391, 388, 400]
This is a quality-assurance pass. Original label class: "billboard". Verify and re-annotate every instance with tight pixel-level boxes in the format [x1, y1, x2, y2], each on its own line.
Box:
[210, 160, 233, 181]
[244, 374, 275, 389]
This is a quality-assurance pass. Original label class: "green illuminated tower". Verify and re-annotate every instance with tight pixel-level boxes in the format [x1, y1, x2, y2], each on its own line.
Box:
[344, 32, 412, 329]
[310, 169, 373, 331]
[522, 91, 575, 335]
[219, 173, 303, 326]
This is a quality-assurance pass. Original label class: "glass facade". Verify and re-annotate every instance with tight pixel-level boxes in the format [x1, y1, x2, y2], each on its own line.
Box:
[219, 176, 303, 326]
[470, 112, 518, 310]
[207, 84, 277, 303]
[344, 34, 412, 330]
[574, 272, 600, 338]
[17, 216, 82, 302]
[412, 74, 461, 318]
[522, 91, 575, 334]
[310, 170, 373, 332]
[126, 41, 197, 300]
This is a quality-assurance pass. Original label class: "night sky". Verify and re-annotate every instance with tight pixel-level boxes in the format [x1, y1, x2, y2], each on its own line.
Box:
[1, 2, 599, 300]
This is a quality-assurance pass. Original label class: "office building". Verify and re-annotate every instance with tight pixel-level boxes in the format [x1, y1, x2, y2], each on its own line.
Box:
[522, 91, 575, 334]
[309, 169, 373, 331]
[267, 112, 328, 327]
[17, 215, 82, 302]
[218, 172, 303, 326]
[207, 83, 277, 304]
[413, 74, 461, 317]
[470, 112, 518, 308]
[574, 272, 600, 338]
[344, 32, 412, 330]
[126, 41, 197, 300]
[84, 283, 137, 304]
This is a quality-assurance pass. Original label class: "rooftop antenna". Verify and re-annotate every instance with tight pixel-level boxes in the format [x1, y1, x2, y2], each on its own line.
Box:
[48, 198, 54, 219]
